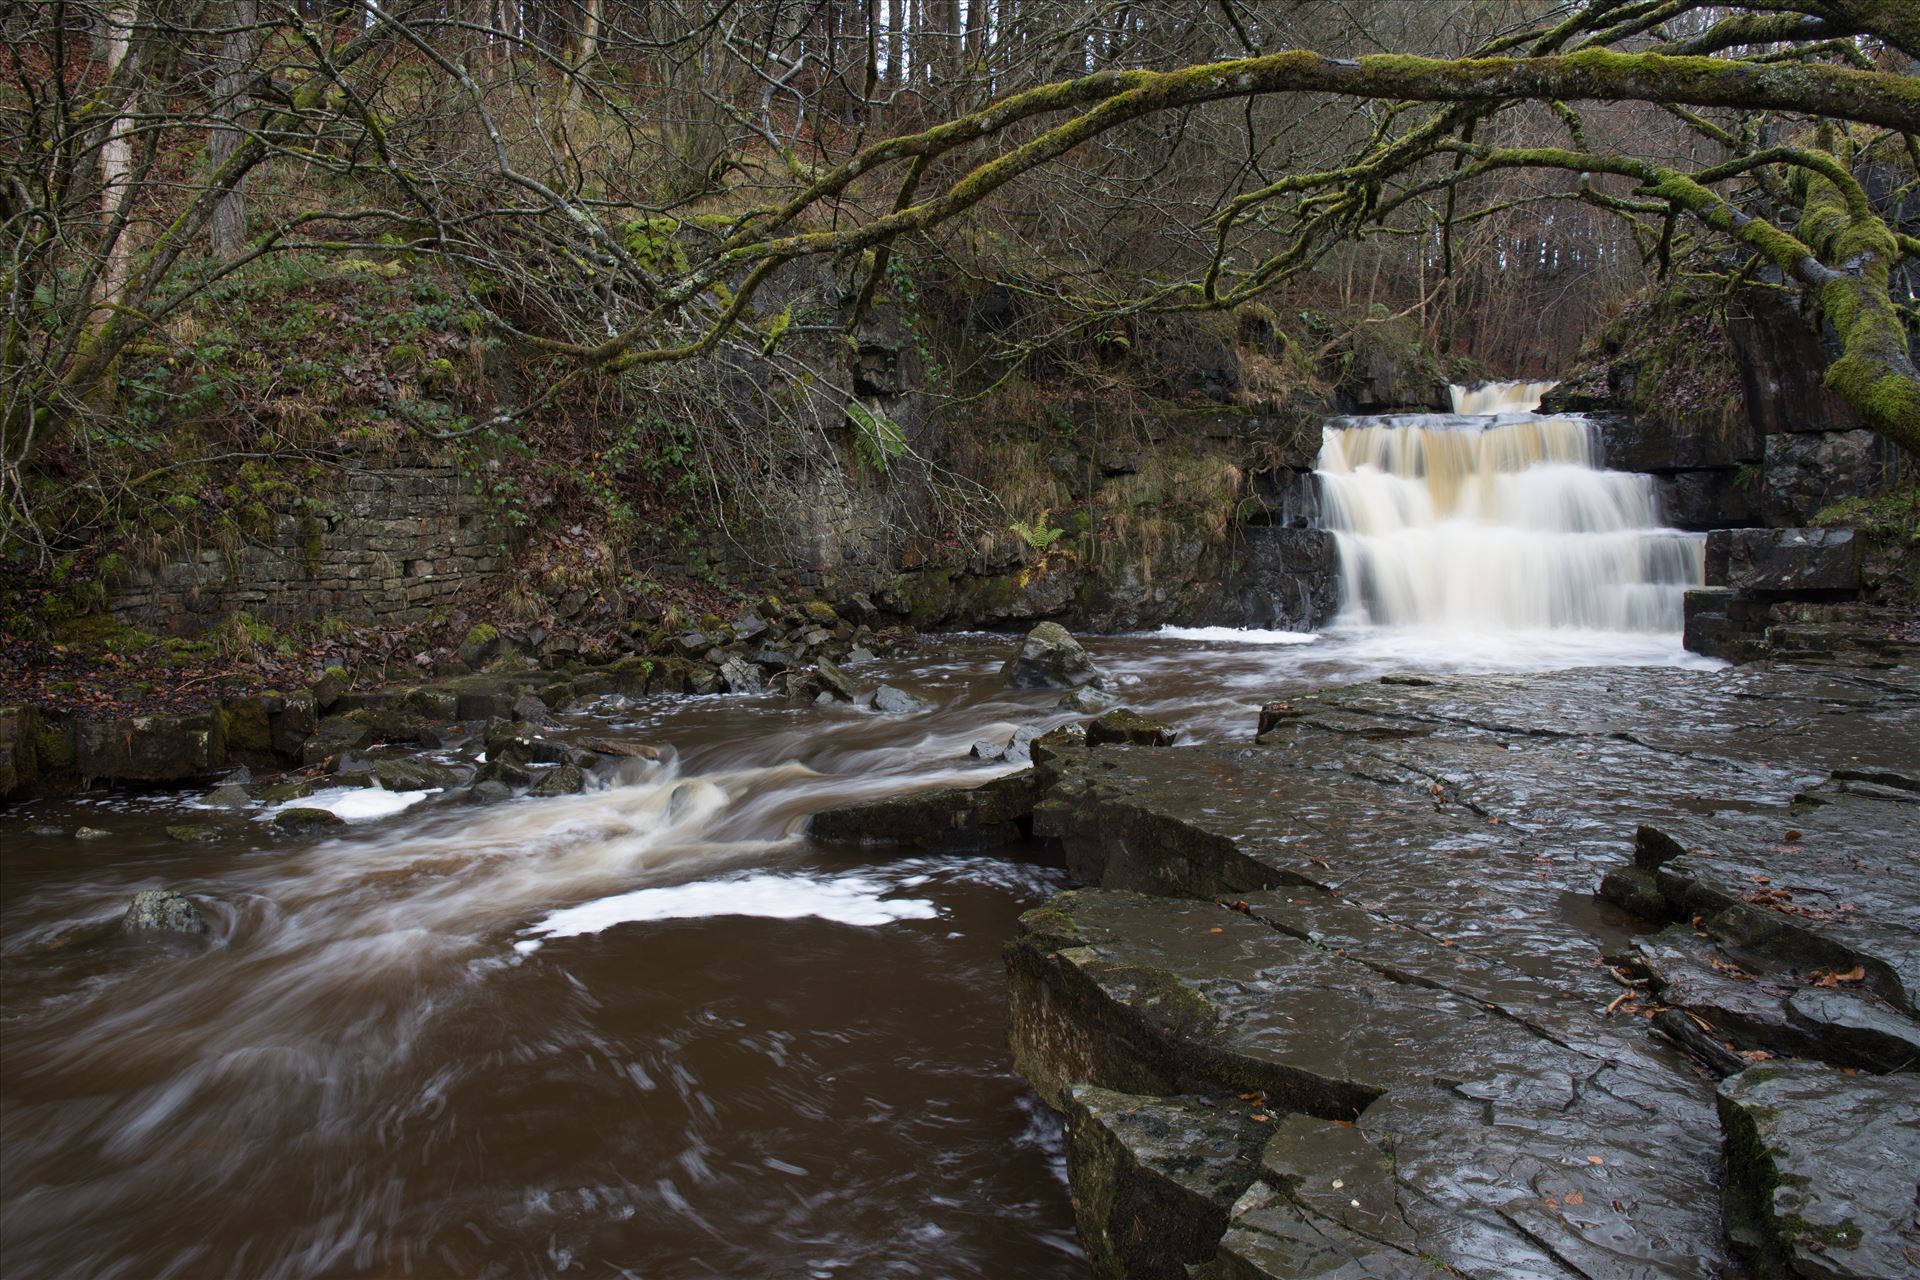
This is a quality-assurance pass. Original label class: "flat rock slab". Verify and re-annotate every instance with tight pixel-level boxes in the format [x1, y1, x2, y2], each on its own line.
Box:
[1010, 890, 1739, 1279]
[1009, 659, 1920, 1279]
[1064, 1086, 1270, 1280]
[1633, 791, 1920, 1017]
[1718, 1063, 1920, 1279]
[808, 770, 1042, 851]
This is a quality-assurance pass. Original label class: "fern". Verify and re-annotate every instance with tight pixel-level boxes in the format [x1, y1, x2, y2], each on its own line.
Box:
[847, 400, 907, 472]
[1010, 516, 1065, 551]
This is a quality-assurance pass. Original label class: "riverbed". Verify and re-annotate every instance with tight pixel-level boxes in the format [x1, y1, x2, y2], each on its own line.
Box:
[0, 625, 1712, 1280]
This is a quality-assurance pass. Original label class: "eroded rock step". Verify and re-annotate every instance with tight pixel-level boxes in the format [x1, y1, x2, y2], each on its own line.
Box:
[989, 662, 1920, 1279]
[1015, 890, 1739, 1278]
[1717, 1063, 1920, 1279]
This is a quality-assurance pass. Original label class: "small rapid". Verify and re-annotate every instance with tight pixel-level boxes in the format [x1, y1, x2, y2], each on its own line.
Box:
[1317, 382, 1704, 636]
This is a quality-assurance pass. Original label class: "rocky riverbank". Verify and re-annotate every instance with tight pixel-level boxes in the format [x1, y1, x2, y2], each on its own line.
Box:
[815, 645, 1920, 1279]
[0, 596, 917, 800]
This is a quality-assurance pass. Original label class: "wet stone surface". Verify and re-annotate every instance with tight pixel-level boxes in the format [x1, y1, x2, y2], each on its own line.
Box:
[1000, 659, 1920, 1279]
[1717, 1063, 1920, 1280]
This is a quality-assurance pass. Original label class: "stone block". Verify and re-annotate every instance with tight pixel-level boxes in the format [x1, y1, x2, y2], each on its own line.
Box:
[1708, 528, 1861, 594]
[76, 712, 223, 781]
[1653, 469, 1761, 530]
[1597, 409, 1760, 472]
[1762, 429, 1890, 527]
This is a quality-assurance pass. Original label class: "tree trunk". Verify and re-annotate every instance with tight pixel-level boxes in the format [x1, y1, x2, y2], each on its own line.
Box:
[208, 0, 257, 258]
[887, 0, 904, 85]
[93, 0, 139, 327]
[563, 0, 603, 116]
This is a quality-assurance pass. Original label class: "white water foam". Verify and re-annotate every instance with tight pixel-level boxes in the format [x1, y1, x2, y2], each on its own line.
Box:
[1153, 626, 1320, 646]
[267, 786, 434, 823]
[1313, 624, 1721, 673]
[514, 873, 940, 952]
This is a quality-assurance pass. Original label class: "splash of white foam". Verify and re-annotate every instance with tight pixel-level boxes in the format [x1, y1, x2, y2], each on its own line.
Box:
[1154, 626, 1320, 646]
[271, 787, 433, 823]
[514, 873, 940, 952]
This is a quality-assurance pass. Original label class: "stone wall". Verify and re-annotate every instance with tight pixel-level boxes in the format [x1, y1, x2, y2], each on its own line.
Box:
[111, 460, 505, 635]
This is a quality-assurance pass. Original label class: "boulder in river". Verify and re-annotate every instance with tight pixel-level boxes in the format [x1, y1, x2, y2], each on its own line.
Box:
[1001, 622, 1104, 690]
[466, 779, 515, 805]
[1058, 685, 1116, 714]
[871, 685, 933, 715]
[970, 725, 1044, 764]
[164, 824, 221, 844]
[529, 763, 586, 796]
[123, 889, 207, 935]
[809, 659, 859, 703]
[810, 771, 1043, 852]
[272, 806, 346, 833]
[202, 783, 252, 809]
[1085, 709, 1178, 748]
[576, 736, 665, 762]
[371, 757, 466, 792]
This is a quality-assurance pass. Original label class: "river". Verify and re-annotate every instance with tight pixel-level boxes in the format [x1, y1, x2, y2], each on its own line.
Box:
[0, 387, 1718, 1279]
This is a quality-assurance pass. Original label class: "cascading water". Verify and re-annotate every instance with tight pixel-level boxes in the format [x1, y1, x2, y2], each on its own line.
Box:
[1317, 381, 1705, 635]
[1447, 379, 1559, 417]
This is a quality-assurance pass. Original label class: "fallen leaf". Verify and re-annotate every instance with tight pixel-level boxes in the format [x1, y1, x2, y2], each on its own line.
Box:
[1587, 1156, 1605, 1165]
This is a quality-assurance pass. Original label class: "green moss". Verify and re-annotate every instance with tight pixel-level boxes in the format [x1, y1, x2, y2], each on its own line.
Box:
[1107, 963, 1219, 1036]
[218, 697, 273, 754]
[1814, 485, 1920, 541]
[210, 611, 277, 659]
[32, 722, 76, 771]
[50, 614, 158, 655]
[1019, 907, 1084, 949]
[463, 622, 499, 649]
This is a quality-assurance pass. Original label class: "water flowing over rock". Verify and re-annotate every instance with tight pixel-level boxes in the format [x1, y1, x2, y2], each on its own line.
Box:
[1000, 622, 1105, 690]
[272, 806, 345, 833]
[1318, 396, 1703, 632]
[1448, 379, 1556, 415]
[870, 684, 933, 715]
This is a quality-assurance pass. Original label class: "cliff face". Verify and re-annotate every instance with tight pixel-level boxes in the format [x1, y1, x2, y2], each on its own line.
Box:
[30, 247, 1903, 658]
[65, 266, 1436, 644]
[1547, 286, 1903, 534]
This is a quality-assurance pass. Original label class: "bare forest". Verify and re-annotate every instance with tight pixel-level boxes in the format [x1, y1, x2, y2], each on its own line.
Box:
[3, 0, 1916, 560]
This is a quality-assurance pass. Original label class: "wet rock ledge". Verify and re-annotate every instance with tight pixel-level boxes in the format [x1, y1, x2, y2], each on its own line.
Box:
[815, 658, 1920, 1280]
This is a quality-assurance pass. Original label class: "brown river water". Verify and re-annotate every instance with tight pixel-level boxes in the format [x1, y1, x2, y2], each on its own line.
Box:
[0, 624, 1714, 1279]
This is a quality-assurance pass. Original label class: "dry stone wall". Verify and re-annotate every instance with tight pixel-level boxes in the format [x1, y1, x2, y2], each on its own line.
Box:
[110, 461, 505, 635]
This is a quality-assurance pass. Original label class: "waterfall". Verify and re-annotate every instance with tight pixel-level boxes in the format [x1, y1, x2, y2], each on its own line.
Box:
[1449, 379, 1558, 415]
[1316, 384, 1703, 634]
